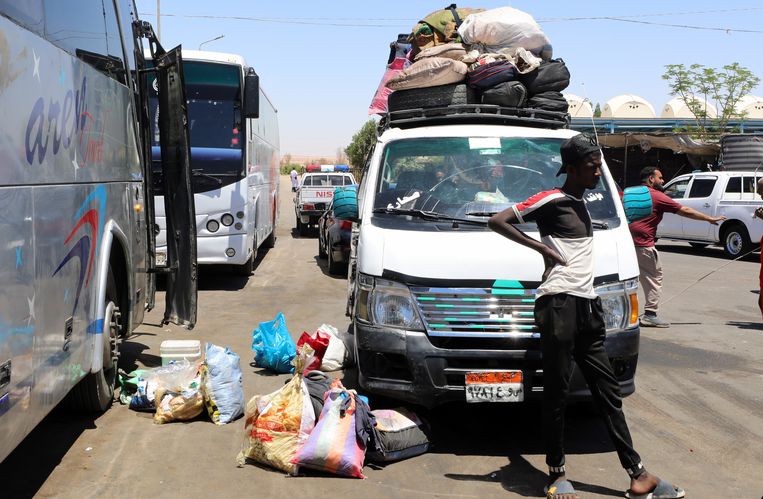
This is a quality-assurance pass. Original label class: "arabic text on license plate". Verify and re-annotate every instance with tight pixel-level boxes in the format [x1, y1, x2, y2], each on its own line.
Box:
[465, 371, 524, 403]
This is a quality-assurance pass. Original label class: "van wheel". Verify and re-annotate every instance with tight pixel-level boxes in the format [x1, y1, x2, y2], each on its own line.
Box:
[722, 223, 751, 259]
[263, 230, 276, 249]
[67, 268, 121, 412]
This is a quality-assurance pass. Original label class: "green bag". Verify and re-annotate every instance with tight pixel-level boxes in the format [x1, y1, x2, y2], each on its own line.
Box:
[409, 4, 484, 51]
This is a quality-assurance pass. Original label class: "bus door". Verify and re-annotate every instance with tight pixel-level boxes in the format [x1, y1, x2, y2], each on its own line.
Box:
[138, 23, 197, 328]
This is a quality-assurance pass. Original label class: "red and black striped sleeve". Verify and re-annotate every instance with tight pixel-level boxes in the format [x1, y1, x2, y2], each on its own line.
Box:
[511, 189, 564, 223]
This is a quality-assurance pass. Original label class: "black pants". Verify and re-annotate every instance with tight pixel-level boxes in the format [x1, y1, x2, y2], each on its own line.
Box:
[534, 293, 642, 471]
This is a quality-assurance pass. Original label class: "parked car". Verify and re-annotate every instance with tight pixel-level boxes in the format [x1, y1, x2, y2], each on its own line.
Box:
[294, 169, 356, 236]
[657, 171, 763, 258]
[318, 199, 353, 274]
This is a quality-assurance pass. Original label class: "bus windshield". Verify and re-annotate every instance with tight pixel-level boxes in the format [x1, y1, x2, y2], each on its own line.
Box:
[151, 60, 243, 193]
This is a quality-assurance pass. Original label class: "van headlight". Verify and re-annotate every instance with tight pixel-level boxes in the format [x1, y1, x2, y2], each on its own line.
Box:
[355, 274, 424, 331]
[596, 278, 639, 332]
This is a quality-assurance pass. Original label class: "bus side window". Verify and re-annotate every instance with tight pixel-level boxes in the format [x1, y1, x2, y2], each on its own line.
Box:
[43, 0, 126, 84]
[0, 0, 44, 34]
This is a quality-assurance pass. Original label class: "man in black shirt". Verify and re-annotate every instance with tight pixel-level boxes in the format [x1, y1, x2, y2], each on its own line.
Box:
[488, 134, 684, 499]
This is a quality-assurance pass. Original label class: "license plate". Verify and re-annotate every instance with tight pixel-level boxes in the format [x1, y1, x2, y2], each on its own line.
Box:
[156, 251, 167, 267]
[465, 371, 524, 403]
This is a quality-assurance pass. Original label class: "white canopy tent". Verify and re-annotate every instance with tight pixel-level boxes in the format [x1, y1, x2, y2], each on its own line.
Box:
[563, 93, 593, 118]
[734, 95, 763, 119]
[661, 97, 717, 119]
[602, 94, 656, 118]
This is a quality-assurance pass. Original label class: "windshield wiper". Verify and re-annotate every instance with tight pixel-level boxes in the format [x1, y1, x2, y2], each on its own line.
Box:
[373, 207, 486, 226]
[191, 169, 223, 185]
[591, 220, 609, 230]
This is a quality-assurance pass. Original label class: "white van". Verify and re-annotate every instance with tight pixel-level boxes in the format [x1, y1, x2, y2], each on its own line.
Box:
[341, 107, 641, 407]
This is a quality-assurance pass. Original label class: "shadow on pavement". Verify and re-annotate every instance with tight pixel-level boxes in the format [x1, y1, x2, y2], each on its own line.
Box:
[313, 255, 348, 280]
[0, 405, 97, 498]
[726, 320, 763, 331]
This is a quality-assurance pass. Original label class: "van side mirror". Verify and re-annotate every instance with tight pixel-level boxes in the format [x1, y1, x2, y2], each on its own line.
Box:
[333, 187, 359, 222]
[244, 69, 259, 119]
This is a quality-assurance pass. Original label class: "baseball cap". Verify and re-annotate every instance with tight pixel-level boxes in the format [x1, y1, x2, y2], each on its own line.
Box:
[557, 133, 601, 176]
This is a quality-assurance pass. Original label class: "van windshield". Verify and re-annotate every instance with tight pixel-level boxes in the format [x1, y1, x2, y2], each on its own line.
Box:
[374, 136, 619, 227]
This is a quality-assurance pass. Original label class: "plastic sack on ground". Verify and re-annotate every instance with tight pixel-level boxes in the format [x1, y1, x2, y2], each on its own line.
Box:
[127, 360, 198, 411]
[251, 312, 296, 373]
[366, 408, 430, 463]
[297, 331, 330, 373]
[316, 324, 349, 372]
[237, 346, 316, 474]
[457, 7, 553, 59]
[118, 368, 150, 405]
[154, 370, 204, 424]
[369, 35, 411, 115]
[292, 383, 366, 478]
[202, 342, 245, 425]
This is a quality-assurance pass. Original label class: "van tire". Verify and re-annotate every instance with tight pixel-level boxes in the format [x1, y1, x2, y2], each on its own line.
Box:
[388, 83, 477, 112]
[722, 223, 751, 259]
[67, 267, 121, 412]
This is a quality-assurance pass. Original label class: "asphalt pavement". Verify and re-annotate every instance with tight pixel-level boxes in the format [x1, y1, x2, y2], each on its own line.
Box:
[2, 176, 762, 498]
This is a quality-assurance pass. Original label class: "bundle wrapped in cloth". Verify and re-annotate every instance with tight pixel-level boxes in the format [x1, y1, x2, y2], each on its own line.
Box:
[237, 345, 316, 474]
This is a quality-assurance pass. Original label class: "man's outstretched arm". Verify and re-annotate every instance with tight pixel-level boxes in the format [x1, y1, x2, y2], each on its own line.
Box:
[677, 205, 726, 225]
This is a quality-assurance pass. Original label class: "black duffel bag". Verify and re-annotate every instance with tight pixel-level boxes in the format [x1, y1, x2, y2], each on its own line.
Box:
[481, 81, 527, 107]
[467, 60, 517, 89]
[527, 91, 569, 113]
[519, 58, 570, 94]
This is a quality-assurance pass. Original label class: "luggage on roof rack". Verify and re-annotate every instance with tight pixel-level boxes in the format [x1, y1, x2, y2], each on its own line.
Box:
[378, 103, 570, 132]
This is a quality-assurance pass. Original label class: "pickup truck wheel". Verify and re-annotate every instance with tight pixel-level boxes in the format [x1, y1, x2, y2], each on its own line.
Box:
[722, 223, 751, 259]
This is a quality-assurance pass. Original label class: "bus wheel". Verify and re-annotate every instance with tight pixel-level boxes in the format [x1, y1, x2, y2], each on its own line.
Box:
[68, 268, 121, 412]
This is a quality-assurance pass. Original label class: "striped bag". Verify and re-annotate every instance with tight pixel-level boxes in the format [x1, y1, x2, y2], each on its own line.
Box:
[622, 185, 653, 223]
[292, 386, 366, 478]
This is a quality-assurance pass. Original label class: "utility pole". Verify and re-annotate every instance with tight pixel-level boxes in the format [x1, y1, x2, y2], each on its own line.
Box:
[156, 0, 161, 42]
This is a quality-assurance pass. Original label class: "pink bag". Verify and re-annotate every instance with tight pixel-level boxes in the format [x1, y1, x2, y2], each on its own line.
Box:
[368, 38, 412, 115]
[292, 384, 366, 478]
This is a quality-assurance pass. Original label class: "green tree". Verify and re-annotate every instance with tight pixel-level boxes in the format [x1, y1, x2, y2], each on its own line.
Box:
[593, 102, 602, 118]
[662, 63, 760, 140]
[345, 119, 377, 168]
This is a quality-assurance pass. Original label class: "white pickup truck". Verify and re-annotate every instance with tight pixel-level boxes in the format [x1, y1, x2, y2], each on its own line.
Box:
[657, 171, 763, 258]
[294, 172, 356, 235]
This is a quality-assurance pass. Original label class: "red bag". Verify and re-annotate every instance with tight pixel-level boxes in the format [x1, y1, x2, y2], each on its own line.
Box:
[297, 331, 330, 373]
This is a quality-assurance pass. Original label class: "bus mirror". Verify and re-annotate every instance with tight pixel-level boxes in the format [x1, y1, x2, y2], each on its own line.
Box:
[245, 70, 260, 119]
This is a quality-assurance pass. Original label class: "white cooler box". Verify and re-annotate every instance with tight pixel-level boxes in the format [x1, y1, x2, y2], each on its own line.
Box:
[160, 340, 203, 366]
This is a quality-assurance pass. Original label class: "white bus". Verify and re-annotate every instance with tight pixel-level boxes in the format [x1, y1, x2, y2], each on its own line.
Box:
[0, 1, 197, 463]
[150, 51, 280, 275]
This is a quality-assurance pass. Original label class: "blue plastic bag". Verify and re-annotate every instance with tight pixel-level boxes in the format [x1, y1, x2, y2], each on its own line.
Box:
[251, 312, 296, 373]
[202, 342, 245, 424]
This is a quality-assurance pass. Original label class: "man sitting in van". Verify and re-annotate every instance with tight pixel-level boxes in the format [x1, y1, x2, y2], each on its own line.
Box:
[488, 135, 684, 499]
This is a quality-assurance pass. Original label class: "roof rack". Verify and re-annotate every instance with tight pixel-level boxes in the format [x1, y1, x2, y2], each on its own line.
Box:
[378, 104, 570, 133]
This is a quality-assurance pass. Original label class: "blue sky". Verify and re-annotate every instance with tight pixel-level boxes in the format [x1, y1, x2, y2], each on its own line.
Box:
[136, 1, 763, 158]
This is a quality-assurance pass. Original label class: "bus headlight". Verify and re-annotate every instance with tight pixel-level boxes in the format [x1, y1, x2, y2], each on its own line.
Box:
[207, 220, 220, 233]
[221, 213, 234, 226]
